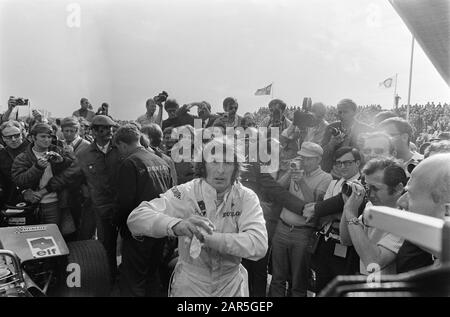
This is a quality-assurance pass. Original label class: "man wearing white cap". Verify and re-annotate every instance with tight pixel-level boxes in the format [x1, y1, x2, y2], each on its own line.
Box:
[270, 142, 332, 297]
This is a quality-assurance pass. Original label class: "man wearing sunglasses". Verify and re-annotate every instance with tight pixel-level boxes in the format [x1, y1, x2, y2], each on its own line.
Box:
[0, 120, 30, 206]
[76, 115, 122, 280]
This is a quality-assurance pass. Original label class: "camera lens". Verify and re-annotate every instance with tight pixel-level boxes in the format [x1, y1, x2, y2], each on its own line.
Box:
[341, 182, 353, 196]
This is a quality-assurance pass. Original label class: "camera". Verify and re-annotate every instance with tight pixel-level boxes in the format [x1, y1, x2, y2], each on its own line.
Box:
[341, 181, 369, 206]
[406, 159, 422, 174]
[341, 181, 353, 197]
[330, 126, 343, 137]
[154, 91, 168, 104]
[9, 96, 29, 106]
[44, 151, 59, 162]
[290, 160, 302, 170]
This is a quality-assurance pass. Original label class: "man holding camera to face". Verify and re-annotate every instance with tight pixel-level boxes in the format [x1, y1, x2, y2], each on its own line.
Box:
[73, 98, 96, 122]
[136, 92, 167, 127]
[321, 99, 372, 173]
[269, 142, 332, 297]
[339, 158, 406, 276]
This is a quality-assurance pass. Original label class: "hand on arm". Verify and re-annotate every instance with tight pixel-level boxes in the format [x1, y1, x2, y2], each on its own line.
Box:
[172, 215, 215, 242]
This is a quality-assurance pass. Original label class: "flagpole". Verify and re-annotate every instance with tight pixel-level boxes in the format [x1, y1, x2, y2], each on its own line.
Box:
[271, 82, 274, 100]
[407, 35, 415, 122]
[393, 73, 398, 110]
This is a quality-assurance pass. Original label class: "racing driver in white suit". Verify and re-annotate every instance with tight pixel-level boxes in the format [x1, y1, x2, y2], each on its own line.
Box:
[127, 137, 268, 297]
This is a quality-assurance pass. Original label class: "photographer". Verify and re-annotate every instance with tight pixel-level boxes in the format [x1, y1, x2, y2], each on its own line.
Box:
[162, 100, 197, 130]
[269, 142, 332, 297]
[162, 99, 181, 130]
[280, 109, 316, 176]
[11, 123, 78, 230]
[304, 102, 329, 145]
[73, 98, 96, 122]
[264, 99, 290, 129]
[308, 147, 362, 292]
[96, 102, 110, 116]
[339, 158, 406, 275]
[321, 99, 372, 173]
[1, 97, 23, 123]
[136, 92, 167, 127]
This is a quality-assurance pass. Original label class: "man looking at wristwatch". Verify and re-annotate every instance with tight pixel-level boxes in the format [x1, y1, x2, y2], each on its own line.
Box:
[339, 158, 406, 275]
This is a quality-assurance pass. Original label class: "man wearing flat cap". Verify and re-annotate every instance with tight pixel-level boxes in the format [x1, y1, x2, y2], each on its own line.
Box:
[270, 142, 332, 297]
[76, 115, 122, 279]
[61, 117, 91, 155]
[11, 123, 78, 232]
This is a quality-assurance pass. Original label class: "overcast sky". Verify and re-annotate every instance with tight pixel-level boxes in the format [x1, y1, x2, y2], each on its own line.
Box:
[1, 0, 448, 120]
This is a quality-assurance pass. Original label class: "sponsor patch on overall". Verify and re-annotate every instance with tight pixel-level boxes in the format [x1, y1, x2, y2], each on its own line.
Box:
[223, 201, 242, 218]
[197, 200, 207, 217]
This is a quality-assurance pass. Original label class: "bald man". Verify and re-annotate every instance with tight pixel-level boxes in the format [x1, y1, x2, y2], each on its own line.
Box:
[395, 153, 450, 273]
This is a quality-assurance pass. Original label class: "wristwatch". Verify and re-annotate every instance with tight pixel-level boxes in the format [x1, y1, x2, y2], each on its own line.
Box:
[347, 217, 364, 227]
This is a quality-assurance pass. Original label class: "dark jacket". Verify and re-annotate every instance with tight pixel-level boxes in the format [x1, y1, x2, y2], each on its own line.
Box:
[116, 147, 172, 238]
[11, 143, 77, 193]
[396, 240, 435, 274]
[150, 146, 178, 185]
[321, 120, 373, 172]
[76, 142, 122, 218]
[0, 139, 30, 204]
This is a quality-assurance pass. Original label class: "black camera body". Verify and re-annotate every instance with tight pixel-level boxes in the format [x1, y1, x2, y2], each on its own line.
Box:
[341, 181, 369, 206]
[407, 159, 422, 174]
[341, 182, 353, 197]
[330, 126, 343, 137]
[154, 91, 168, 103]
[44, 151, 59, 162]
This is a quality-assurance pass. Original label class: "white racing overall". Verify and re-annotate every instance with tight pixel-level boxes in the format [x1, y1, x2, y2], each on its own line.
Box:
[127, 178, 268, 297]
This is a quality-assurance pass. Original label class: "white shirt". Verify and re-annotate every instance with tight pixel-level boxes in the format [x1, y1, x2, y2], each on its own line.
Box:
[96, 141, 110, 154]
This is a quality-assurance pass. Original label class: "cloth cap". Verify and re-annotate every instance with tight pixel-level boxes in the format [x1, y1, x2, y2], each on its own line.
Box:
[31, 123, 53, 135]
[91, 115, 117, 127]
[61, 117, 80, 128]
[297, 141, 323, 157]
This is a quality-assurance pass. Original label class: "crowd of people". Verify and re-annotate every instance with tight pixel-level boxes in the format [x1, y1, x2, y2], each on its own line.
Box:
[1, 93, 449, 297]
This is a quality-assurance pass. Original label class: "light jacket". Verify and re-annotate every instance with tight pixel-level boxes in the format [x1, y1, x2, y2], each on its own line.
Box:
[127, 178, 268, 297]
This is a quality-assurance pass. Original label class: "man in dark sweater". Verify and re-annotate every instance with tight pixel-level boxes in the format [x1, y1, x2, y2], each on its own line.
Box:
[114, 124, 173, 297]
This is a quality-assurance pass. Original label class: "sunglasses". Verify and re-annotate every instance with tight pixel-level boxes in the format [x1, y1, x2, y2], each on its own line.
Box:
[2, 133, 21, 140]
